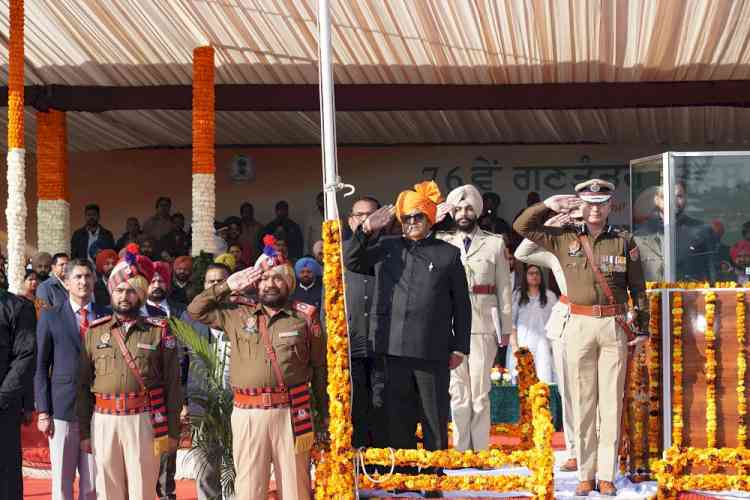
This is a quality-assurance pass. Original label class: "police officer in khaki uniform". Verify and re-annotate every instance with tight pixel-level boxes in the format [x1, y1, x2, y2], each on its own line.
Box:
[514, 212, 579, 472]
[78, 253, 183, 500]
[437, 185, 512, 451]
[187, 260, 325, 500]
[514, 179, 649, 496]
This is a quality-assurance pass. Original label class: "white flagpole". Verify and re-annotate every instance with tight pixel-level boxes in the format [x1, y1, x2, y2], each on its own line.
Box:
[318, 0, 340, 220]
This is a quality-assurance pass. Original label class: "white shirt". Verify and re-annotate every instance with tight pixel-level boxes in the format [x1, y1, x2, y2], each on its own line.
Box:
[87, 226, 100, 261]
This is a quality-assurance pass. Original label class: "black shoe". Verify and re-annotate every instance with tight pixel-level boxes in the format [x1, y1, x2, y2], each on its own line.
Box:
[422, 491, 443, 498]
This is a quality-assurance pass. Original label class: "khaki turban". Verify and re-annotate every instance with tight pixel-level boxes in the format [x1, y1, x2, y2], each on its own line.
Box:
[446, 184, 483, 217]
[395, 181, 444, 225]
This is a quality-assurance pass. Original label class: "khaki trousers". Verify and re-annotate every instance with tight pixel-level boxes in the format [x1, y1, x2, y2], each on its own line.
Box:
[551, 338, 576, 459]
[564, 314, 627, 482]
[91, 412, 160, 500]
[449, 333, 498, 451]
[232, 407, 311, 500]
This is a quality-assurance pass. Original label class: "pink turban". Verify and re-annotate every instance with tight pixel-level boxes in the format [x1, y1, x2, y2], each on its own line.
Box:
[108, 244, 155, 304]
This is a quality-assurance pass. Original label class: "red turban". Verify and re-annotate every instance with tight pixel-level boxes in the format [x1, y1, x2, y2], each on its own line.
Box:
[395, 181, 444, 225]
[153, 261, 172, 291]
[731, 240, 750, 264]
[95, 249, 118, 274]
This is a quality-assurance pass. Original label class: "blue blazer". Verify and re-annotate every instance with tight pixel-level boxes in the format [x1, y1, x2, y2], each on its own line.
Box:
[37, 276, 69, 309]
[34, 301, 111, 421]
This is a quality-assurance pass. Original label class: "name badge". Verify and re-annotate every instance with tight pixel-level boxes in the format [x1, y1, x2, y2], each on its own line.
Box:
[138, 343, 157, 351]
[279, 331, 299, 338]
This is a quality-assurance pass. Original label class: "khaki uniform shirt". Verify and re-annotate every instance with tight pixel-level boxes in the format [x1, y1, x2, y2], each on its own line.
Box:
[187, 282, 326, 411]
[514, 202, 649, 331]
[77, 315, 183, 441]
[437, 229, 512, 335]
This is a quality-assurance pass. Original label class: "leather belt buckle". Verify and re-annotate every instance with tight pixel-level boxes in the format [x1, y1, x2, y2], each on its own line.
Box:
[262, 393, 273, 408]
[591, 305, 602, 318]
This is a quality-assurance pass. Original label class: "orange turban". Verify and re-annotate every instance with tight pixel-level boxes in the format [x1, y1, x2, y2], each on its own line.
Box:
[95, 249, 118, 274]
[395, 181, 444, 225]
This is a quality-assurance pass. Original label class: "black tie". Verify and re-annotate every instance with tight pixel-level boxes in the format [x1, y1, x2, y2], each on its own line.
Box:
[464, 237, 471, 252]
[148, 304, 167, 317]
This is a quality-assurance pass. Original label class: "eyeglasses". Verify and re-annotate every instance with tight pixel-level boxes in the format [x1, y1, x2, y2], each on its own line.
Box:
[402, 213, 427, 224]
[350, 212, 374, 219]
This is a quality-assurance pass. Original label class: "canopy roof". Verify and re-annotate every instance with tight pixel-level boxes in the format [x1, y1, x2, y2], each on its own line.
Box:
[2, 0, 750, 151]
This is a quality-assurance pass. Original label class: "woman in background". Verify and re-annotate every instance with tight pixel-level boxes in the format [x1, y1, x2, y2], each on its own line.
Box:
[507, 264, 557, 383]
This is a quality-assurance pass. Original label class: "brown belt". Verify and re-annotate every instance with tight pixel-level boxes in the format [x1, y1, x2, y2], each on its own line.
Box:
[558, 294, 627, 318]
[94, 393, 149, 415]
[472, 285, 496, 295]
[233, 389, 290, 409]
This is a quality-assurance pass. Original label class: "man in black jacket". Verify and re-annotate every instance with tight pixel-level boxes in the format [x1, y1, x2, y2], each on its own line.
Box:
[70, 204, 115, 262]
[344, 182, 471, 487]
[0, 289, 37, 500]
[344, 196, 387, 448]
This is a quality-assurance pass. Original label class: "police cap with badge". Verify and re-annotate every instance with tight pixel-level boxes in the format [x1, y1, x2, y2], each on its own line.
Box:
[575, 178, 615, 204]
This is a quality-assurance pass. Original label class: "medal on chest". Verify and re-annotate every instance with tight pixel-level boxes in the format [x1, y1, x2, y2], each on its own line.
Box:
[243, 315, 258, 335]
[568, 240, 583, 257]
[96, 332, 112, 349]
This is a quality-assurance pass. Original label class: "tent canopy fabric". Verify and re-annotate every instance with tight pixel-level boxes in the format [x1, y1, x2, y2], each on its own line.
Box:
[2, 0, 750, 150]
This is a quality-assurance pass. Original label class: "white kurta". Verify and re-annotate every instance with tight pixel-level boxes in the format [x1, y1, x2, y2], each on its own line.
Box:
[507, 290, 558, 383]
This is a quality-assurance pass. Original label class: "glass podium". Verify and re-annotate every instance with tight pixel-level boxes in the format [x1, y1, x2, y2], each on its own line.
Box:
[630, 152, 750, 451]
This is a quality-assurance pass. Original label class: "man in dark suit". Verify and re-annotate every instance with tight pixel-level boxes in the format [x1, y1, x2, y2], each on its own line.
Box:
[37, 252, 69, 308]
[70, 204, 116, 262]
[344, 182, 471, 497]
[344, 196, 387, 449]
[35, 259, 108, 500]
[0, 289, 37, 500]
[142, 262, 189, 500]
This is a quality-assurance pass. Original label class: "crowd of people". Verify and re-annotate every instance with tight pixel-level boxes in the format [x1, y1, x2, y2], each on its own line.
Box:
[3, 176, 725, 499]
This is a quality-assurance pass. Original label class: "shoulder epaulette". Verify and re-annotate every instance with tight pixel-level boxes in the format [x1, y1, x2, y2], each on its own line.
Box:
[89, 315, 112, 328]
[292, 300, 318, 318]
[480, 229, 503, 239]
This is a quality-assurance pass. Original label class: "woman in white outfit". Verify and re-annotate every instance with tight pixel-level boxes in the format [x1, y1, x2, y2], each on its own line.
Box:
[507, 264, 557, 384]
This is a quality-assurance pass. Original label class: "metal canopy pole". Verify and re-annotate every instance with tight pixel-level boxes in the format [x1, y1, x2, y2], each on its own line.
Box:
[318, 0, 339, 220]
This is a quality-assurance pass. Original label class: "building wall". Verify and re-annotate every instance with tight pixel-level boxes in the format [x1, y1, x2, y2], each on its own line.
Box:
[0, 143, 745, 252]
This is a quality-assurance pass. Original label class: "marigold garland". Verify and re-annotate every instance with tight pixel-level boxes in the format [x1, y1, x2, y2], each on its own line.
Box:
[36, 110, 69, 200]
[6, 0, 26, 294]
[672, 290, 684, 448]
[36, 110, 70, 254]
[8, 0, 24, 149]
[319, 219, 354, 499]
[490, 347, 538, 448]
[191, 46, 217, 255]
[647, 285, 662, 468]
[359, 382, 554, 498]
[192, 46, 215, 175]
[738, 292, 748, 447]
[705, 290, 718, 449]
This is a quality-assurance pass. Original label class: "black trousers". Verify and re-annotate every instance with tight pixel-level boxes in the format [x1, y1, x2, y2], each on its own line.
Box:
[383, 355, 450, 452]
[351, 356, 387, 448]
[0, 410, 23, 500]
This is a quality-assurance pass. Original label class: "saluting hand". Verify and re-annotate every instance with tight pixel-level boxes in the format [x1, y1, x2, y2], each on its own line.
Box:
[544, 195, 582, 214]
[435, 202, 454, 224]
[363, 205, 396, 235]
[227, 265, 263, 292]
